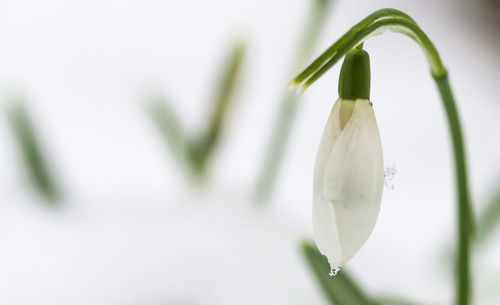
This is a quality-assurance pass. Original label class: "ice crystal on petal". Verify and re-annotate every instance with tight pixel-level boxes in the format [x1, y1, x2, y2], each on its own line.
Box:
[329, 265, 341, 277]
[384, 165, 397, 190]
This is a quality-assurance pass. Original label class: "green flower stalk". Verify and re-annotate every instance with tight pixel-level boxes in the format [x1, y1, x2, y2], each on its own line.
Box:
[290, 9, 474, 305]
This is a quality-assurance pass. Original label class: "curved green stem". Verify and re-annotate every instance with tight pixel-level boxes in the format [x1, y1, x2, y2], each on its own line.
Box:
[434, 74, 473, 305]
[291, 8, 417, 87]
[293, 17, 446, 92]
[290, 9, 474, 305]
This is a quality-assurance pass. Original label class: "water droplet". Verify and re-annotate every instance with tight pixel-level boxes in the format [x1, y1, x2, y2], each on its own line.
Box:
[329, 265, 341, 277]
[384, 165, 397, 190]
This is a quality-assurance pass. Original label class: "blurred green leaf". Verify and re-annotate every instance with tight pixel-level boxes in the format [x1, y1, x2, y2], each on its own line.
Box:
[254, 0, 334, 202]
[147, 99, 185, 164]
[301, 241, 428, 305]
[375, 297, 431, 305]
[147, 42, 245, 179]
[187, 42, 245, 174]
[439, 176, 500, 266]
[301, 241, 375, 305]
[476, 178, 500, 245]
[294, 0, 335, 66]
[6, 102, 61, 203]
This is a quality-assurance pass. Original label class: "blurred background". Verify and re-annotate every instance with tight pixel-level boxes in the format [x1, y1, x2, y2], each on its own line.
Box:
[1, 0, 500, 304]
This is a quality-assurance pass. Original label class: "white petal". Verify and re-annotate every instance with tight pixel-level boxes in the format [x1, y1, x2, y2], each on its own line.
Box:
[312, 99, 342, 266]
[313, 99, 384, 268]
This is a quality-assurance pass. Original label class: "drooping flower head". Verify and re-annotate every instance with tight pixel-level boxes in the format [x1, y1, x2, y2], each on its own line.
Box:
[313, 48, 384, 271]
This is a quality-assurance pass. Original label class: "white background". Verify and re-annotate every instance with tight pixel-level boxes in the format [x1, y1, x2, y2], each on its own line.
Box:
[1, 0, 499, 304]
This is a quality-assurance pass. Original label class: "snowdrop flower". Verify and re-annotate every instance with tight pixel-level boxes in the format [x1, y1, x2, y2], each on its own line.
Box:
[313, 49, 384, 272]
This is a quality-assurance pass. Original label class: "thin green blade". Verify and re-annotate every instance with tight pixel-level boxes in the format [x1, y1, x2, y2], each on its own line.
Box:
[192, 42, 246, 174]
[6, 102, 61, 203]
[476, 177, 500, 245]
[147, 42, 245, 178]
[146, 97, 186, 164]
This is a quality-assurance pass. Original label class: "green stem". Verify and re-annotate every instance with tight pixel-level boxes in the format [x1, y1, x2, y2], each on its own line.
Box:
[290, 9, 474, 305]
[296, 17, 446, 92]
[291, 8, 416, 87]
[434, 74, 472, 305]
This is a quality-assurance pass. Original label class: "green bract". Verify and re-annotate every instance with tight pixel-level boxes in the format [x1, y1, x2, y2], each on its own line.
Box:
[338, 49, 370, 100]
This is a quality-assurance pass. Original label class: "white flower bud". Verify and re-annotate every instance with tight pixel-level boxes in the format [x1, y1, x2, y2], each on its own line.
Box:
[313, 98, 384, 269]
